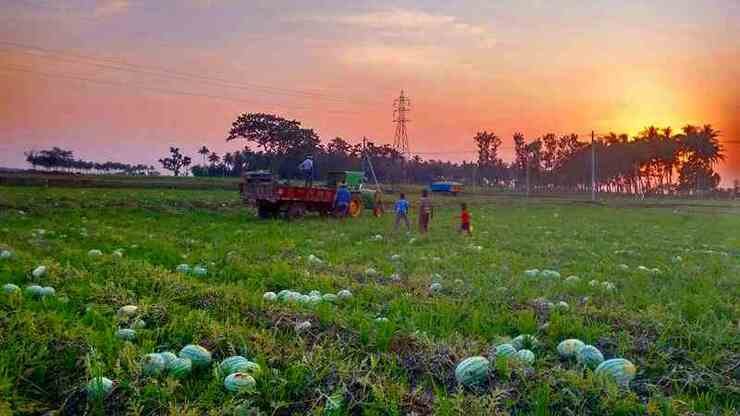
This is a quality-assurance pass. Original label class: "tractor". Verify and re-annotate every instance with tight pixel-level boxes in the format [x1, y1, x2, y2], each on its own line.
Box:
[240, 170, 371, 219]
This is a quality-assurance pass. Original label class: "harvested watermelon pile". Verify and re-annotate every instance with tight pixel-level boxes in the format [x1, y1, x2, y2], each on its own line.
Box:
[1, 186, 738, 415]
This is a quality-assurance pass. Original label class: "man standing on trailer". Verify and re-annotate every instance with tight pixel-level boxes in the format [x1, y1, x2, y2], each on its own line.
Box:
[298, 155, 314, 187]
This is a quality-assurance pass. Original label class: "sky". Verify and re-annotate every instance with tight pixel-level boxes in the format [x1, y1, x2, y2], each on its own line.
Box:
[1, 0, 738, 184]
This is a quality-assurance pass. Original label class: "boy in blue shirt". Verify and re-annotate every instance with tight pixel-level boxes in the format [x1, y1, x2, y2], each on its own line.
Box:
[394, 193, 410, 231]
[334, 183, 352, 217]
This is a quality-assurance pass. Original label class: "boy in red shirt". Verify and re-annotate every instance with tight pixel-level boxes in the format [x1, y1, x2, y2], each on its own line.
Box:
[459, 202, 472, 235]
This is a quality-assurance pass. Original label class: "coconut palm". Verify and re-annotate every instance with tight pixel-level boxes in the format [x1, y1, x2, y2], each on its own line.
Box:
[198, 145, 210, 166]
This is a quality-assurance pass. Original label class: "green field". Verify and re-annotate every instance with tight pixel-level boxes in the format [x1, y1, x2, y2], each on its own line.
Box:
[1, 186, 738, 415]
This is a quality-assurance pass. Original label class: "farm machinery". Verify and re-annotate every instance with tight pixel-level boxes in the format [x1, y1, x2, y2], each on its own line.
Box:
[240, 170, 374, 219]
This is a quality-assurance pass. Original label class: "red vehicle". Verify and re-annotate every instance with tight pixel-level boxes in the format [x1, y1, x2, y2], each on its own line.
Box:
[240, 171, 364, 219]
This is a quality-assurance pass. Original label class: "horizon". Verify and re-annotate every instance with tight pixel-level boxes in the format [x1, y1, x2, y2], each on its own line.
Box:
[1, 1, 738, 184]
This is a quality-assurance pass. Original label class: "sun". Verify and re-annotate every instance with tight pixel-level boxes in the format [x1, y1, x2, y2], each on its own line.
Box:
[602, 77, 689, 136]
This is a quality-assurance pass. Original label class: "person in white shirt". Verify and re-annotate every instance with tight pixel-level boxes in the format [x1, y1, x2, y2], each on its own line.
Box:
[298, 155, 314, 187]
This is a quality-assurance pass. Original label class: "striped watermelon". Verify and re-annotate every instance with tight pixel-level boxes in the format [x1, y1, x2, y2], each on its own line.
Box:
[322, 293, 338, 302]
[557, 339, 586, 358]
[224, 372, 256, 393]
[40, 286, 56, 297]
[168, 357, 192, 378]
[219, 356, 249, 376]
[595, 358, 636, 387]
[3, 283, 20, 294]
[576, 345, 604, 369]
[142, 353, 166, 376]
[25, 285, 44, 298]
[117, 305, 138, 318]
[455, 356, 490, 387]
[116, 328, 136, 341]
[176, 264, 191, 274]
[159, 351, 178, 368]
[179, 344, 212, 368]
[492, 343, 517, 360]
[86, 377, 113, 399]
[192, 265, 207, 277]
[513, 349, 535, 365]
[511, 334, 538, 350]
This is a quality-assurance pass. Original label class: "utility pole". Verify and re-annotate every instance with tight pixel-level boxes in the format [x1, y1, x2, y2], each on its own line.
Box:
[525, 151, 530, 199]
[393, 90, 411, 183]
[591, 130, 596, 201]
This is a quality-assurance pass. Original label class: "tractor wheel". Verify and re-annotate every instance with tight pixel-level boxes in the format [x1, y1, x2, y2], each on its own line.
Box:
[257, 202, 275, 219]
[348, 198, 363, 218]
[286, 203, 307, 220]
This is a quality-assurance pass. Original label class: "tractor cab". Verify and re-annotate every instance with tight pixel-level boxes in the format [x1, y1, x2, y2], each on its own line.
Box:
[326, 170, 364, 191]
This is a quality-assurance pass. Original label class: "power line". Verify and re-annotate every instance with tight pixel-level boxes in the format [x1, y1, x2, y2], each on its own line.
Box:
[0, 40, 382, 106]
[0, 64, 363, 116]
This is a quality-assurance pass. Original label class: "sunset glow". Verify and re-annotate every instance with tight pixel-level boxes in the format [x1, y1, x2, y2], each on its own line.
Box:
[0, 0, 738, 183]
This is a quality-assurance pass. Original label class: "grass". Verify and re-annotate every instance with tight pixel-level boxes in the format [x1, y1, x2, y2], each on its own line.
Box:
[0, 185, 738, 415]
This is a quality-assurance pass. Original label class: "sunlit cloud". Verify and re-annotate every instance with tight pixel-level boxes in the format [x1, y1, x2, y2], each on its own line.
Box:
[94, 0, 129, 18]
[303, 8, 496, 48]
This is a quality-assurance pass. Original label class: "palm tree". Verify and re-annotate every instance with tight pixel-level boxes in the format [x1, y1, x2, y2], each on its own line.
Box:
[198, 145, 210, 166]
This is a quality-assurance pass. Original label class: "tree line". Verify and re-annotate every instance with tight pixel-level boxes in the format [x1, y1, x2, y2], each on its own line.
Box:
[24, 147, 157, 175]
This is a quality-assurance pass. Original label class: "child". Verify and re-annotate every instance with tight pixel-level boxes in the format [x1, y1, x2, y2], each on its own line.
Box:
[418, 189, 433, 234]
[373, 191, 385, 217]
[459, 202, 472, 235]
[394, 193, 410, 231]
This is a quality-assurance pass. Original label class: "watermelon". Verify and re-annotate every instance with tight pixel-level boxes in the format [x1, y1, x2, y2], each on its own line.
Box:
[308, 290, 322, 297]
[117, 305, 138, 317]
[513, 349, 535, 365]
[576, 345, 604, 369]
[179, 344, 212, 368]
[295, 321, 312, 333]
[86, 377, 113, 399]
[159, 351, 178, 368]
[492, 343, 517, 360]
[142, 353, 166, 376]
[595, 358, 636, 387]
[3, 283, 21, 294]
[511, 334, 538, 350]
[192, 265, 207, 277]
[524, 269, 540, 278]
[32, 266, 47, 278]
[601, 281, 616, 291]
[176, 264, 191, 274]
[541, 269, 561, 279]
[223, 372, 256, 393]
[390, 254, 401, 261]
[565, 275, 580, 283]
[276, 289, 292, 300]
[556, 301, 570, 310]
[337, 289, 353, 300]
[219, 356, 250, 376]
[25, 285, 44, 298]
[557, 339, 585, 358]
[454, 356, 490, 387]
[88, 249, 103, 257]
[0, 250, 12, 259]
[168, 357, 192, 378]
[617, 264, 630, 271]
[263, 292, 277, 301]
[132, 319, 147, 329]
[116, 328, 136, 341]
[112, 249, 124, 258]
[365, 268, 378, 277]
[322, 293, 338, 302]
[429, 282, 442, 293]
[40, 286, 56, 297]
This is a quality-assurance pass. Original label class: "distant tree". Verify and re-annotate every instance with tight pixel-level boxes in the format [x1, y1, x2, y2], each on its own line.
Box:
[473, 131, 504, 185]
[158, 147, 191, 176]
[198, 145, 210, 166]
